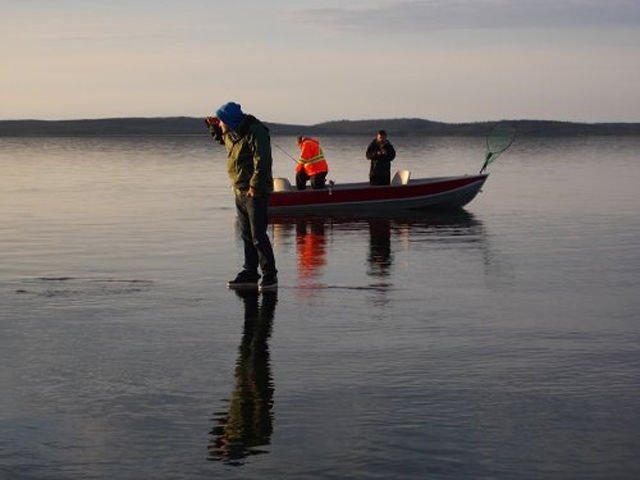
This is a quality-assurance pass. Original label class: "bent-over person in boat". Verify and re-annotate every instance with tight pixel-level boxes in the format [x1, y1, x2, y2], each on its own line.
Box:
[295, 136, 329, 190]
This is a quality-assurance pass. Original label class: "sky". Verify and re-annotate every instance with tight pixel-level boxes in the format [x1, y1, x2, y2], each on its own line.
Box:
[2, 0, 640, 124]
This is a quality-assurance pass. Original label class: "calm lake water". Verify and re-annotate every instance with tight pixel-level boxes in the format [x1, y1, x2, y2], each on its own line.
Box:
[1, 134, 639, 479]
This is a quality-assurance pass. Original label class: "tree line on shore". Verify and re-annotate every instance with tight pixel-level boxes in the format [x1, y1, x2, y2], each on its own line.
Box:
[1, 117, 639, 137]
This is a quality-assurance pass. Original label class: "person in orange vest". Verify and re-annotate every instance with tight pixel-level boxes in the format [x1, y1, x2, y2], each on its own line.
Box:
[295, 136, 329, 190]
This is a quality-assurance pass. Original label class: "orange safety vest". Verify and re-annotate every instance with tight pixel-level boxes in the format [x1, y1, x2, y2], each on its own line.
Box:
[296, 138, 329, 176]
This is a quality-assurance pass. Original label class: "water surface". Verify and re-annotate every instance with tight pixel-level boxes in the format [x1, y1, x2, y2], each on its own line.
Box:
[1, 135, 639, 479]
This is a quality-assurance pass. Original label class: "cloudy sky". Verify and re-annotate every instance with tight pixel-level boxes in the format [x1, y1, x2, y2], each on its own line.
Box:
[2, 0, 639, 123]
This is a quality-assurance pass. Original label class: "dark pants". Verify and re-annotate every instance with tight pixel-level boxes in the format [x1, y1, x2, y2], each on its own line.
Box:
[296, 170, 327, 190]
[235, 191, 277, 277]
[369, 160, 391, 186]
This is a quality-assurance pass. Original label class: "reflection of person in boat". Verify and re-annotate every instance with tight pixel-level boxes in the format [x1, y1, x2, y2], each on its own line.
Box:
[367, 218, 393, 278]
[209, 290, 277, 463]
[365, 130, 396, 186]
[296, 218, 327, 281]
[295, 136, 329, 190]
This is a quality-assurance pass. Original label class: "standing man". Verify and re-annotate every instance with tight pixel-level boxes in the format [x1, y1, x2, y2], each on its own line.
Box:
[295, 136, 329, 190]
[365, 130, 396, 186]
[206, 102, 278, 292]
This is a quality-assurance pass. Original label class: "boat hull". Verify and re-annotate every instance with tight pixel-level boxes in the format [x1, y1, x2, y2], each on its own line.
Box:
[268, 174, 488, 214]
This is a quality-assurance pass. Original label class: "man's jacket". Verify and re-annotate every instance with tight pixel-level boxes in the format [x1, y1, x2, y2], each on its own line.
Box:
[221, 115, 274, 195]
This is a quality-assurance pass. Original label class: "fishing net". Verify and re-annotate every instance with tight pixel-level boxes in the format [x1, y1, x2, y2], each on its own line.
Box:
[487, 123, 516, 155]
[480, 123, 516, 173]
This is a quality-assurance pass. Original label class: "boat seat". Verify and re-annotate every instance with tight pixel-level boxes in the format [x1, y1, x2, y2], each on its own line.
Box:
[273, 177, 292, 192]
[391, 170, 411, 185]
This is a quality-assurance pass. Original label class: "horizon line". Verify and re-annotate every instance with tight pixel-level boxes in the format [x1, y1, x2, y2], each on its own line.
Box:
[2, 116, 639, 126]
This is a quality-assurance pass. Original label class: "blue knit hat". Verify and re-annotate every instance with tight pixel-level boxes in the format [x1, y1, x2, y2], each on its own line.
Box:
[216, 102, 244, 130]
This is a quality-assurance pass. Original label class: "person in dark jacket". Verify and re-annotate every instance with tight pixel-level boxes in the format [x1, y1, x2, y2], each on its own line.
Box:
[206, 102, 278, 292]
[365, 130, 396, 185]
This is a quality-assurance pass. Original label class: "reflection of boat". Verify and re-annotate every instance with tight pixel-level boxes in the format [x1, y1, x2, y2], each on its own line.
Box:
[271, 209, 484, 278]
[270, 209, 481, 231]
[269, 210, 512, 292]
[269, 170, 488, 214]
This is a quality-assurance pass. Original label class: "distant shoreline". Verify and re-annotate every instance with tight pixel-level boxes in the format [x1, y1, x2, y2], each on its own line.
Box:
[1, 117, 640, 137]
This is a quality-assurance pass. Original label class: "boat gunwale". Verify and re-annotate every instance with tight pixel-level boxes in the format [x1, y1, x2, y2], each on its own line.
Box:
[272, 173, 488, 194]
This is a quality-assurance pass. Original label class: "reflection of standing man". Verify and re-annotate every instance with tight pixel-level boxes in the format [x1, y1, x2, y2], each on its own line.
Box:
[209, 291, 277, 462]
[366, 130, 396, 186]
[367, 218, 393, 278]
